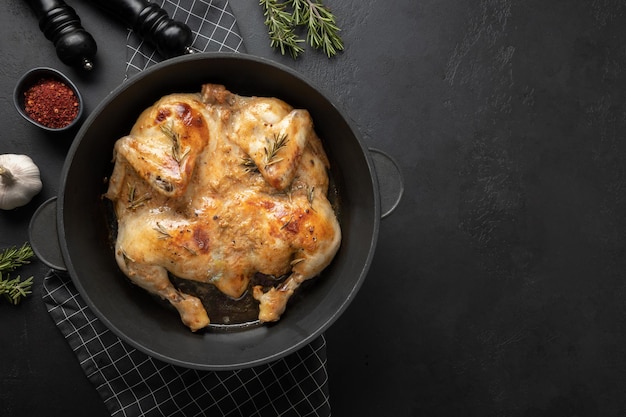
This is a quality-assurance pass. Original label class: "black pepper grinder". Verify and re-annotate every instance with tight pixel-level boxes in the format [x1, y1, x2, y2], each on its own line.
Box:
[87, 0, 194, 58]
[25, 0, 98, 71]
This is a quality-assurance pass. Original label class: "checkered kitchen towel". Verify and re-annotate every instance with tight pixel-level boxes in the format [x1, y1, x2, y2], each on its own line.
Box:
[42, 2, 332, 416]
[43, 272, 331, 417]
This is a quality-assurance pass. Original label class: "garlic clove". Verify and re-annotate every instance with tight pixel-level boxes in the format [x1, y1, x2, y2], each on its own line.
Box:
[0, 154, 43, 210]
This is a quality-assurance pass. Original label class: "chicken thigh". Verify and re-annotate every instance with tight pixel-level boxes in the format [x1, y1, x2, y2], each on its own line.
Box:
[105, 85, 341, 331]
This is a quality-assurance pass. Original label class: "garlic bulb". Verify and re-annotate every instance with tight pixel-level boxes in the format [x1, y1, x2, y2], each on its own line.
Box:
[0, 154, 43, 210]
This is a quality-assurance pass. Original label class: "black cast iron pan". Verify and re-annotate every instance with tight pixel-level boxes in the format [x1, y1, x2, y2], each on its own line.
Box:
[30, 53, 403, 370]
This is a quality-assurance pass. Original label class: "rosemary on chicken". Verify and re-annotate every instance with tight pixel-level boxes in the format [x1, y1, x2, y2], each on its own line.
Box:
[242, 156, 259, 173]
[260, 0, 343, 58]
[160, 122, 189, 164]
[182, 245, 198, 256]
[0, 242, 34, 305]
[153, 222, 172, 239]
[281, 215, 294, 230]
[241, 133, 289, 173]
[265, 133, 289, 167]
[127, 183, 152, 210]
[307, 185, 315, 206]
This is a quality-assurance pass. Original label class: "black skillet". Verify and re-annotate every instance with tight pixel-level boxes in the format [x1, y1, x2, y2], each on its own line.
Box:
[30, 53, 402, 370]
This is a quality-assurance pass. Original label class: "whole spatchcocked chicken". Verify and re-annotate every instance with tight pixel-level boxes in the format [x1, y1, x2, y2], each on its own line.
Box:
[104, 84, 341, 331]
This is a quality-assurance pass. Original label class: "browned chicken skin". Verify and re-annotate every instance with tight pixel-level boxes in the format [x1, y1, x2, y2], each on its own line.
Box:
[104, 84, 341, 331]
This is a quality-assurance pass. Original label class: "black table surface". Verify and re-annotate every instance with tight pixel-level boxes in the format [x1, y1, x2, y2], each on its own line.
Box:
[2, 1, 626, 416]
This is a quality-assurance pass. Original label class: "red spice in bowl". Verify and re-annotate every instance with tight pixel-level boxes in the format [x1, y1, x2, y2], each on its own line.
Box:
[24, 78, 80, 129]
[13, 67, 84, 132]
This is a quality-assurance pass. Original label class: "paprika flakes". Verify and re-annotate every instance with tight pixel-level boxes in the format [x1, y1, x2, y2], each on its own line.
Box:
[24, 78, 79, 129]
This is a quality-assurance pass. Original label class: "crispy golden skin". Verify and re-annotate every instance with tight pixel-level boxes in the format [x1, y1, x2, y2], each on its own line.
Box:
[105, 85, 341, 331]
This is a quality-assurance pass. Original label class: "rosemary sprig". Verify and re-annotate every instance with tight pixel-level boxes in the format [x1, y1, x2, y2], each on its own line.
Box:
[0, 243, 34, 305]
[0, 243, 34, 272]
[260, 0, 305, 58]
[307, 185, 315, 206]
[1, 275, 34, 305]
[182, 245, 198, 256]
[291, 0, 344, 57]
[259, 0, 343, 58]
[241, 134, 289, 174]
[242, 156, 259, 173]
[160, 122, 189, 164]
[153, 222, 172, 239]
[281, 215, 294, 230]
[265, 133, 289, 168]
[127, 184, 152, 210]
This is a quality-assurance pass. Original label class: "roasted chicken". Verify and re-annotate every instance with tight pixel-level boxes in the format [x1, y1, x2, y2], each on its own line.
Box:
[104, 84, 341, 331]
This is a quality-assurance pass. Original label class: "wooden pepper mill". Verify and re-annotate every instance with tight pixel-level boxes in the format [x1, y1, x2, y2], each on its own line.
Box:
[25, 0, 98, 70]
[87, 0, 194, 58]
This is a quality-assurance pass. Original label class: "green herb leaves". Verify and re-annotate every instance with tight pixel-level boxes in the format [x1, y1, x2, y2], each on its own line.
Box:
[264, 133, 289, 167]
[0, 242, 34, 305]
[0, 275, 33, 305]
[160, 121, 189, 165]
[242, 133, 290, 174]
[260, 0, 344, 58]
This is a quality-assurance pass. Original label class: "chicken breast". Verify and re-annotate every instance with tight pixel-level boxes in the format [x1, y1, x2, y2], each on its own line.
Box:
[104, 84, 341, 331]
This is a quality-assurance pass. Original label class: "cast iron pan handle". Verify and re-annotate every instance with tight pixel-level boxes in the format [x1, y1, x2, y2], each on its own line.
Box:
[369, 148, 404, 218]
[29, 196, 66, 271]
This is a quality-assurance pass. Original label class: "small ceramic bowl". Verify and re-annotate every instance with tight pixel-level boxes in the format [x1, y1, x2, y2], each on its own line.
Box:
[13, 67, 84, 132]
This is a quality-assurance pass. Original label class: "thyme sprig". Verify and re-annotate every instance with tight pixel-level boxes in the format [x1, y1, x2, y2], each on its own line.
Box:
[0, 243, 35, 305]
[260, 0, 343, 58]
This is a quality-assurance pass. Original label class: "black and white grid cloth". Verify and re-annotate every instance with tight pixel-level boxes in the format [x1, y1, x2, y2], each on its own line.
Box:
[43, 272, 331, 417]
[42, 1, 332, 416]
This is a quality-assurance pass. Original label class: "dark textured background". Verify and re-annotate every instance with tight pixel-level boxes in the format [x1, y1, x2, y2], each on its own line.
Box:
[2, 1, 626, 416]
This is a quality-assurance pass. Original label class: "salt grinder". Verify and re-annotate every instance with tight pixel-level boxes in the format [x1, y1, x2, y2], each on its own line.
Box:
[25, 0, 98, 71]
[87, 0, 194, 58]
